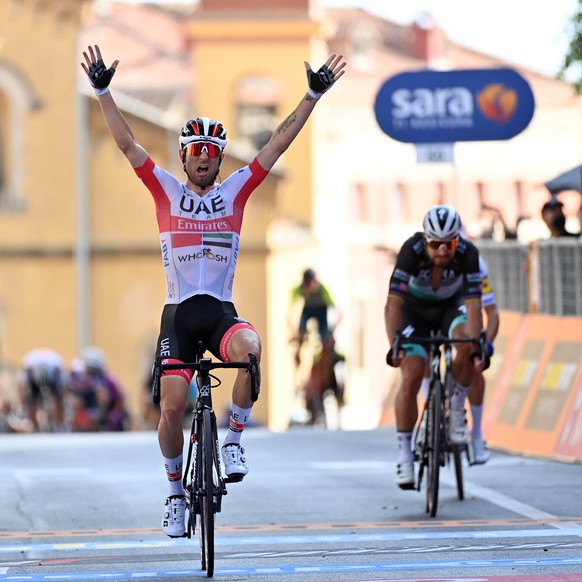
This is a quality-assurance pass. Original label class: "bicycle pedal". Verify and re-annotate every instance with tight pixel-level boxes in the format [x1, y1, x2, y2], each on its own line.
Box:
[397, 482, 416, 491]
[167, 532, 188, 539]
[225, 474, 244, 483]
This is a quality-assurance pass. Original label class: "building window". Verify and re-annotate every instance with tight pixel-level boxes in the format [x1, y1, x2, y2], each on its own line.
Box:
[0, 93, 6, 201]
[237, 103, 277, 150]
[235, 76, 280, 151]
[0, 65, 39, 211]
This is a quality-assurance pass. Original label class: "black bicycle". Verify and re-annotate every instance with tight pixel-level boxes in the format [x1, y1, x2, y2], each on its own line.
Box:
[152, 342, 259, 577]
[393, 330, 486, 517]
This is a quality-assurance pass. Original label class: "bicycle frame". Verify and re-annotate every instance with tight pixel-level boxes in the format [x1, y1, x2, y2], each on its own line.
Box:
[151, 343, 259, 577]
[393, 330, 486, 517]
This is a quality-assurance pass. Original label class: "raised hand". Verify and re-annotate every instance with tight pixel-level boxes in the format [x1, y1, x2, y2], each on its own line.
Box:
[81, 45, 119, 93]
[304, 54, 346, 99]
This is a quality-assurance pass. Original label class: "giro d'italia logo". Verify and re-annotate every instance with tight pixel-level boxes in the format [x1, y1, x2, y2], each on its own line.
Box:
[477, 83, 518, 124]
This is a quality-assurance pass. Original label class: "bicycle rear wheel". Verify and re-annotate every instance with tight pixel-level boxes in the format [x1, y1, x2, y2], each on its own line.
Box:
[199, 407, 215, 577]
[426, 379, 443, 517]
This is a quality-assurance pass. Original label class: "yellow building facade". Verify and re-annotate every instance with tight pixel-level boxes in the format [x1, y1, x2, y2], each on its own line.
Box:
[0, 0, 317, 430]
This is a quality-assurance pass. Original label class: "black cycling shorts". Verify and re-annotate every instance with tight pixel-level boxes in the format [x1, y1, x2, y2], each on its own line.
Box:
[155, 294, 255, 366]
[24, 367, 62, 405]
[400, 294, 467, 359]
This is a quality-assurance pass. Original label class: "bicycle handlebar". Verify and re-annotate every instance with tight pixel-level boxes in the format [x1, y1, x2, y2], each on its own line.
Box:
[151, 354, 260, 405]
[392, 330, 487, 363]
[160, 361, 252, 372]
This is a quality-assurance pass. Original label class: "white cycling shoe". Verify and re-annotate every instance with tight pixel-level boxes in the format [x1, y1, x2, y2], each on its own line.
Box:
[221, 443, 248, 479]
[469, 437, 491, 464]
[395, 460, 415, 490]
[162, 495, 187, 538]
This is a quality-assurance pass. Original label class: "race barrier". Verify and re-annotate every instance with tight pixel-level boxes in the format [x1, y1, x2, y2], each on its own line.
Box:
[483, 311, 582, 463]
[379, 311, 582, 464]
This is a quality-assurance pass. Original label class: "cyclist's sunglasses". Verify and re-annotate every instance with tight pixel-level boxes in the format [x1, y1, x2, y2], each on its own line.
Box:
[185, 142, 222, 158]
[426, 237, 459, 251]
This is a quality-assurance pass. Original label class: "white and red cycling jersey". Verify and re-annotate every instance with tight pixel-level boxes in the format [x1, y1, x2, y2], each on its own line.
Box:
[135, 157, 268, 304]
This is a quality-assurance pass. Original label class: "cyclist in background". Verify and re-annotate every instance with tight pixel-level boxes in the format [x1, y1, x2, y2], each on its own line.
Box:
[66, 349, 129, 432]
[83, 347, 129, 431]
[82, 44, 346, 538]
[467, 255, 499, 463]
[290, 268, 336, 367]
[18, 348, 65, 432]
[384, 205, 487, 490]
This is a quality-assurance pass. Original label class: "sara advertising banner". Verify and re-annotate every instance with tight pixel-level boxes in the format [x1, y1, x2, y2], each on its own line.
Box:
[374, 68, 535, 144]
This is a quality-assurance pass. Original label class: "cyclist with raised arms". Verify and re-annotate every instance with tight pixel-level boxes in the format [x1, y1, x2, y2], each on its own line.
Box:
[81, 44, 346, 537]
[384, 205, 487, 490]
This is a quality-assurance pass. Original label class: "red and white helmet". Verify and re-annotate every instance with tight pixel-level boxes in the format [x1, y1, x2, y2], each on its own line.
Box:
[179, 117, 228, 150]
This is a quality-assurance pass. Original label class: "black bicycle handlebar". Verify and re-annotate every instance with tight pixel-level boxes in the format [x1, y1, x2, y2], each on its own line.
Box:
[392, 330, 487, 363]
[160, 361, 252, 371]
[151, 354, 260, 405]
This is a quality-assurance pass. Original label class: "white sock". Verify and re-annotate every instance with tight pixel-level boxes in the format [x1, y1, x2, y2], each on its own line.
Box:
[163, 454, 185, 496]
[224, 404, 252, 446]
[451, 383, 469, 411]
[471, 404, 484, 440]
[420, 377, 430, 400]
[397, 431, 414, 463]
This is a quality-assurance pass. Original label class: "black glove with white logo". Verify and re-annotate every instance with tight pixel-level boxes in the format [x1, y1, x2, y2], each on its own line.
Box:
[304, 54, 345, 99]
[306, 64, 336, 98]
[82, 46, 118, 96]
[88, 59, 116, 91]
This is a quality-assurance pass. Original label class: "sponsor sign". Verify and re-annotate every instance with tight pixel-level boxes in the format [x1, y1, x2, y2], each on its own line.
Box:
[375, 68, 535, 143]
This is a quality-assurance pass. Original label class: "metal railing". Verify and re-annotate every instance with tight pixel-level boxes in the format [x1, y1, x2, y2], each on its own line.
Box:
[477, 238, 582, 315]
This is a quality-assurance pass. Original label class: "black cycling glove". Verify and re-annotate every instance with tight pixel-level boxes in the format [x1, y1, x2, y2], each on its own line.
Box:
[306, 63, 336, 98]
[386, 348, 396, 367]
[87, 59, 116, 90]
[471, 350, 491, 371]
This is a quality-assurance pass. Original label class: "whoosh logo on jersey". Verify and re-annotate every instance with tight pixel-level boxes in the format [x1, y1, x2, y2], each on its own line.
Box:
[177, 248, 228, 263]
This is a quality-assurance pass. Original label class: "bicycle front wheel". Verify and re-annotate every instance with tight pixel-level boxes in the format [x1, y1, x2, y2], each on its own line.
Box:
[446, 370, 464, 501]
[199, 407, 215, 577]
[426, 379, 443, 517]
[452, 444, 464, 500]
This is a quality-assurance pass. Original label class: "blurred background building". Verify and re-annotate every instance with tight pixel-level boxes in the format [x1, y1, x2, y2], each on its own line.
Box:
[0, 0, 580, 430]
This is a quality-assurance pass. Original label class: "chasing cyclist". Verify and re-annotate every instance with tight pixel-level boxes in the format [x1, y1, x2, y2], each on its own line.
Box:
[467, 254, 499, 463]
[418, 252, 499, 464]
[18, 348, 65, 432]
[290, 268, 336, 367]
[81, 44, 346, 537]
[384, 205, 487, 490]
